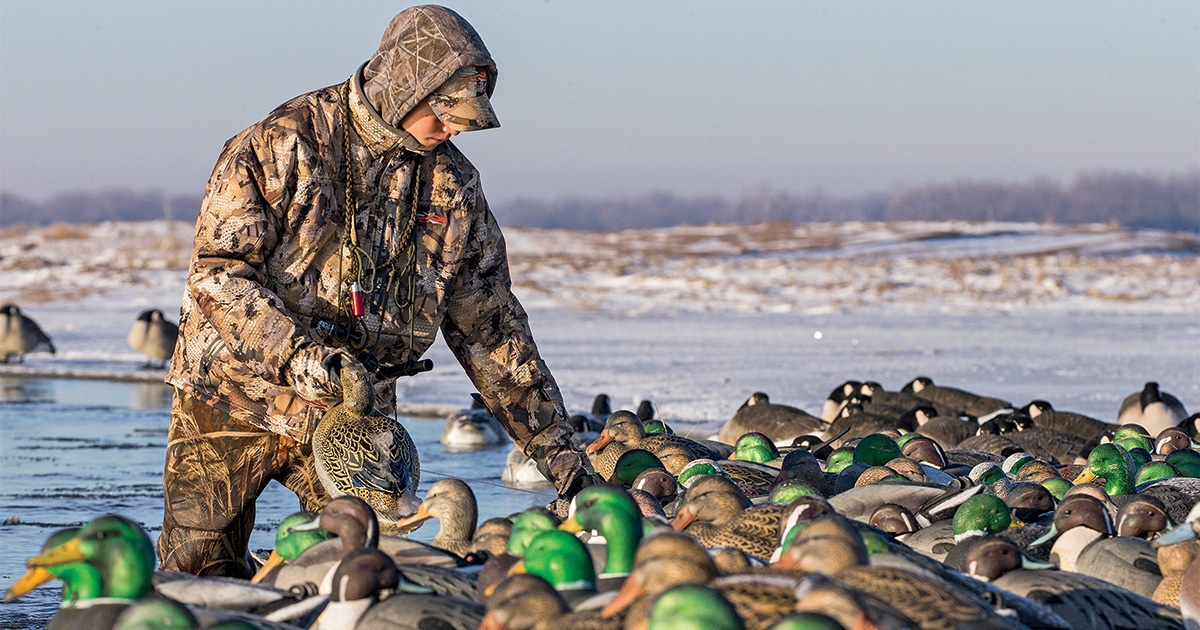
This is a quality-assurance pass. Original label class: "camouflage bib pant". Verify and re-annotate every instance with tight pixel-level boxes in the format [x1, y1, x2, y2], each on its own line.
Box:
[157, 388, 330, 578]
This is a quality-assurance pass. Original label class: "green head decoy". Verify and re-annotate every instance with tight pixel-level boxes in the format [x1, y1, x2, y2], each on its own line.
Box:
[1165, 449, 1200, 478]
[768, 612, 849, 630]
[1135, 461, 1179, 486]
[250, 511, 332, 583]
[1001, 452, 1034, 478]
[644, 420, 674, 435]
[560, 484, 643, 577]
[894, 432, 924, 448]
[25, 514, 156, 601]
[676, 459, 726, 488]
[969, 462, 1015, 497]
[952, 494, 1020, 543]
[111, 598, 199, 630]
[1114, 424, 1151, 441]
[851, 434, 901, 467]
[769, 479, 821, 504]
[1115, 434, 1154, 454]
[611, 449, 666, 485]
[1040, 477, 1072, 501]
[647, 584, 744, 630]
[4, 527, 100, 604]
[825, 447, 855, 474]
[730, 432, 780, 463]
[1127, 447, 1153, 470]
[513, 529, 596, 593]
[1074, 443, 1136, 495]
[506, 507, 561, 557]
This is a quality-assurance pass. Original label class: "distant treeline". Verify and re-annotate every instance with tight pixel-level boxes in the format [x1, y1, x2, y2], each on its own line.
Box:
[3, 170, 1197, 232]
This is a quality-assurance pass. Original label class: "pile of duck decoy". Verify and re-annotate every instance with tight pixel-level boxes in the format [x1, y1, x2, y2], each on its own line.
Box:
[6, 378, 1199, 629]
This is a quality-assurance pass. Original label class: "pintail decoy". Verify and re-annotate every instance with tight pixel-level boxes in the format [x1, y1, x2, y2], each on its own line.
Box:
[0, 303, 55, 363]
[965, 535, 1184, 630]
[127, 308, 179, 369]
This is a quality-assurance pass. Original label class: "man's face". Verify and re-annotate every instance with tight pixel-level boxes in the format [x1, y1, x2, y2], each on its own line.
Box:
[399, 101, 459, 150]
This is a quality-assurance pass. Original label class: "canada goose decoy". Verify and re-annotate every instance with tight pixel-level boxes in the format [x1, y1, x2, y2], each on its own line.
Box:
[127, 308, 179, 369]
[901, 376, 1012, 420]
[0, 303, 55, 363]
[965, 535, 1184, 630]
[1119, 382, 1189, 436]
[719, 392, 828, 445]
[820, 380, 862, 422]
[392, 478, 479, 559]
[1023, 399, 1117, 441]
[311, 364, 421, 532]
[441, 394, 507, 449]
[857, 381, 962, 421]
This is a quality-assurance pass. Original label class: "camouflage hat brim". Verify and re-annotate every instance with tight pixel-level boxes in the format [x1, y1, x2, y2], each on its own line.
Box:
[427, 67, 500, 132]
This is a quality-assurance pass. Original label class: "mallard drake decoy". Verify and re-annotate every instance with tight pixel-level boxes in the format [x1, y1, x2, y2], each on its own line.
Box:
[511, 529, 601, 609]
[251, 511, 333, 585]
[392, 478, 479, 558]
[671, 474, 787, 559]
[4, 526, 124, 630]
[647, 584, 744, 630]
[560, 485, 643, 584]
[314, 547, 484, 630]
[1119, 382, 1188, 437]
[0, 303, 55, 362]
[312, 365, 420, 532]
[441, 395, 506, 449]
[127, 308, 179, 368]
[964, 535, 1184, 630]
[900, 376, 1013, 420]
[718, 392, 827, 445]
[1073, 443, 1136, 495]
[728, 432, 785, 466]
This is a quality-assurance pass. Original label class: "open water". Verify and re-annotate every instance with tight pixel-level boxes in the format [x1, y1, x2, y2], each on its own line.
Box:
[0, 376, 552, 629]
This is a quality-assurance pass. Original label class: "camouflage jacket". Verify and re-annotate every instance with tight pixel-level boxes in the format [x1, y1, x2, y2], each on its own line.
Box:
[166, 6, 573, 460]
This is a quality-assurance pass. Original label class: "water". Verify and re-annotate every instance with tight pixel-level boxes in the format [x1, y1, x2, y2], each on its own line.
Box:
[0, 377, 553, 629]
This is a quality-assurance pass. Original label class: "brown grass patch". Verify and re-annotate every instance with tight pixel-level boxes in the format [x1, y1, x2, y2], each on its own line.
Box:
[41, 222, 93, 240]
[1, 255, 55, 271]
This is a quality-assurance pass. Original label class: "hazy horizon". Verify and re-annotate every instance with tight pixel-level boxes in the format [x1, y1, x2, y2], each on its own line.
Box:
[2, 1, 1197, 205]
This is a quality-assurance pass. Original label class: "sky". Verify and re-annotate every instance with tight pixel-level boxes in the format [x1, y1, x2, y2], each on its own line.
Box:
[1, 1, 1197, 206]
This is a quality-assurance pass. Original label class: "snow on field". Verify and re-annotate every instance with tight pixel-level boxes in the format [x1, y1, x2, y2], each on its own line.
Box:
[1, 220, 1197, 431]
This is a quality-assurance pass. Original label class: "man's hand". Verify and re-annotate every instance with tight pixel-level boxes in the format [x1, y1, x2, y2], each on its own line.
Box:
[286, 345, 371, 412]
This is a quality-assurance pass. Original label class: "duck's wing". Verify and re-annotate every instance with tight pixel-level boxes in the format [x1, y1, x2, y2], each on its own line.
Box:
[994, 569, 1184, 630]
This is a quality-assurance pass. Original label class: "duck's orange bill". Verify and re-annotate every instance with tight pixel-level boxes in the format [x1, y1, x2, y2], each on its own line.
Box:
[4, 567, 54, 602]
[601, 575, 646, 618]
[250, 549, 284, 584]
[671, 505, 697, 531]
[390, 502, 433, 531]
[586, 430, 613, 454]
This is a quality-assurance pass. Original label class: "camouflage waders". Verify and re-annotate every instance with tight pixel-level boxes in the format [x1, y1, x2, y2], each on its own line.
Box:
[157, 389, 330, 578]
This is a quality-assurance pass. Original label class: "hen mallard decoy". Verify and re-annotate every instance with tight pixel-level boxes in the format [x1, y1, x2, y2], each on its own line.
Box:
[482, 573, 621, 630]
[1151, 536, 1200, 613]
[312, 364, 420, 532]
[127, 308, 179, 369]
[392, 478, 479, 558]
[671, 474, 787, 559]
[0, 303, 55, 362]
[964, 535, 1184, 630]
[587, 411, 720, 479]
[718, 392, 828, 445]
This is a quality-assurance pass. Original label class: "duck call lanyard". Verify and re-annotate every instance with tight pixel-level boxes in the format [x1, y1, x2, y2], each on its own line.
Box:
[334, 81, 421, 366]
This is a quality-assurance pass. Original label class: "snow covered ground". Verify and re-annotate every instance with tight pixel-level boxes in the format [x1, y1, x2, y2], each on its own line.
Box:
[1, 220, 1197, 430]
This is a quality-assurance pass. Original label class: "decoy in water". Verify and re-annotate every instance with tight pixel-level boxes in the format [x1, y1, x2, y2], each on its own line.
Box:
[4, 526, 125, 630]
[964, 535, 1184, 630]
[441, 394, 506, 449]
[0, 303, 55, 362]
[718, 392, 828, 445]
[313, 547, 484, 630]
[311, 364, 421, 532]
[901, 376, 1013, 420]
[1119, 382, 1189, 437]
[126, 308, 179, 368]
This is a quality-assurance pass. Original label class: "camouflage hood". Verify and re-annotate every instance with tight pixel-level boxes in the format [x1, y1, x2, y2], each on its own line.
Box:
[362, 5, 498, 128]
